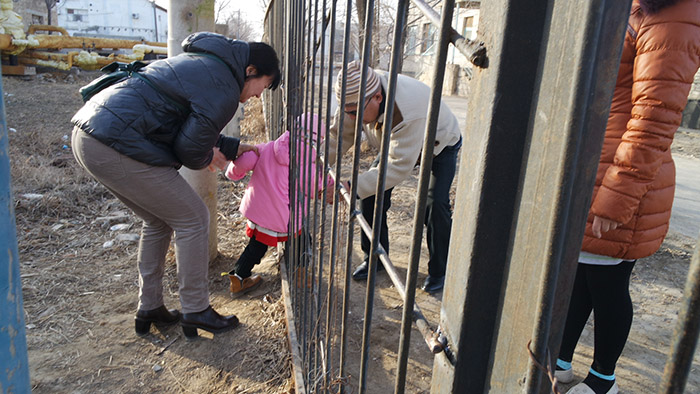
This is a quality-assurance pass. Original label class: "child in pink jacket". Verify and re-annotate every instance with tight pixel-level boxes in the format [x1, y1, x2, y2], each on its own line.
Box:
[224, 113, 326, 296]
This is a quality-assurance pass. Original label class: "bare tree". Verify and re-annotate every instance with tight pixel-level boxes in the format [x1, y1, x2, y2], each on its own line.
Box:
[215, 0, 232, 24]
[355, 0, 366, 32]
[349, 0, 395, 68]
[45, 0, 58, 26]
[225, 12, 257, 41]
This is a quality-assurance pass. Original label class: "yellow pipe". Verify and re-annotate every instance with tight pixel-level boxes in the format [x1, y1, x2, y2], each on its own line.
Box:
[1, 34, 166, 52]
[25, 35, 154, 50]
[27, 24, 69, 36]
[20, 50, 143, 70]
[0, 33, 11, 48]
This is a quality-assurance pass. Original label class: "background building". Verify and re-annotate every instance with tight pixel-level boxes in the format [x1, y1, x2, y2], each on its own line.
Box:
[55, 0, 167, 42]
[403, 0, 480, 96]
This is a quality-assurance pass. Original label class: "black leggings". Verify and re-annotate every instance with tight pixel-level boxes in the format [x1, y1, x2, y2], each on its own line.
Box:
[233, 235, 269, 278]
[558, 261, 636, 376]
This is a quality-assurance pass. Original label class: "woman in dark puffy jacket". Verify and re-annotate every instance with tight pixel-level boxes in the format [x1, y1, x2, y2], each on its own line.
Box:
[554, 1, 700, 393]
[71, 32, 280, 339]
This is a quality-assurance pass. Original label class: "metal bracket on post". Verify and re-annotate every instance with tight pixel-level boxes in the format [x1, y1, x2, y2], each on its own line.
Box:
[409, 0, 488, 67]
[436, 326, 456, 366]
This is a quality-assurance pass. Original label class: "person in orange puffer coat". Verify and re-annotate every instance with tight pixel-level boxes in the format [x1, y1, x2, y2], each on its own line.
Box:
[555, 1, 700, 393]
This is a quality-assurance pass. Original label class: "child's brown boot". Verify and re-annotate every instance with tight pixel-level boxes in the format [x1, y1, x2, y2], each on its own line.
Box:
[228, 273, 263, 297]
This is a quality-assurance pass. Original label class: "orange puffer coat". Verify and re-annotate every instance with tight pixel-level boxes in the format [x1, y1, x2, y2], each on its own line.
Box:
[581, 0, 700, 259]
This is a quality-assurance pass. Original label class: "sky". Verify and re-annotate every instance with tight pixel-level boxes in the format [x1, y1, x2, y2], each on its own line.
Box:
[154, 0, 266, 39]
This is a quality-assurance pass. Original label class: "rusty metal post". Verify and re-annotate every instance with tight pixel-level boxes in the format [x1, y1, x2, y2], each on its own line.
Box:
[431, 0, 631, 392]
[660, 234, 700, 394]
[168, 0, 218, 261]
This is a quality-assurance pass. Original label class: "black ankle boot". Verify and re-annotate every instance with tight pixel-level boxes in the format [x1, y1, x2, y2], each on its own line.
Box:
[180, 306, 239, 339]
[421, 275, 445, 294]
[134, 305, 180, 336]
[351, 259, 385, 281]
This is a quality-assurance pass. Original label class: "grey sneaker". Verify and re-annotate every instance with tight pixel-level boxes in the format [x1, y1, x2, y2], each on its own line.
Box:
[555, 367, 574, 384]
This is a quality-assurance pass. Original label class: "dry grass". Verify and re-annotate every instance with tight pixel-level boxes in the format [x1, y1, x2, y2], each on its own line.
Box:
[6, 72, 292, 393]
[240, 97, 268, 143]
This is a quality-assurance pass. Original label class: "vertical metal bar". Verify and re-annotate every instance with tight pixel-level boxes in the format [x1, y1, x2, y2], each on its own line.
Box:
[307, 0, 321, 386]
[301, 0, 313, 382]
[311, 0, 327, 388]
[337, 0, 357, 390]
[323, 0, 340, 390]
[394, 0, 449, 392]
[0, 64, 31, 394]
[263, 0, 284, 138]
[660, 235, 700, 394]
[287, 0, 301, 346]
[355, 0, 377, 391]
[296, 1, 308, 379]
[287, 0, 295, 327]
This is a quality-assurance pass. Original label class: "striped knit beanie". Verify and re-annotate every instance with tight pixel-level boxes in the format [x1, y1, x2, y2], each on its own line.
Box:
[335, 60, 381, 105]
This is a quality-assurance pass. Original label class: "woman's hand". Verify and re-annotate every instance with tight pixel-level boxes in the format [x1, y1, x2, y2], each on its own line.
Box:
[591, 215, 622, 238]
[237, 143, 259, 157]
[207, 147, 228, 172]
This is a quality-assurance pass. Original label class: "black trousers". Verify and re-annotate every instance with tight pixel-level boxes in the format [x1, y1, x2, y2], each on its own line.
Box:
[360, 137, 461, 277]
[558, 260, 636, 376]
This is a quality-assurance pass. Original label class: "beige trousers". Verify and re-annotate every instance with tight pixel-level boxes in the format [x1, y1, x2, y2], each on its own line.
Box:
[72, 128, 210, 313]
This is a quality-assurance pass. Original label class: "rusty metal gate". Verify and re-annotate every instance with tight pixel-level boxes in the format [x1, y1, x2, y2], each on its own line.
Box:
[258, 0, 700, 393]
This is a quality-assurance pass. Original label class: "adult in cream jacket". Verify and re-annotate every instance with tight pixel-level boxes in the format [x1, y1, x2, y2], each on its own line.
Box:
[326, 60, 462, 293]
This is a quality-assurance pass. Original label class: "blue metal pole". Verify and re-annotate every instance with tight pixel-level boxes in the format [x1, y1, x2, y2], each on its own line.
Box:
[0, 67, 31, 392]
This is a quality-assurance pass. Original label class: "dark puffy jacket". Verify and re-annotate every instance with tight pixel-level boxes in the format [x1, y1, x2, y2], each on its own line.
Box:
[581, 0, 700, 259]
[71, 32, 245, 169]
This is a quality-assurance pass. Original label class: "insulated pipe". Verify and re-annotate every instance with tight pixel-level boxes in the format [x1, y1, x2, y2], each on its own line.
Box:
[0, 34, 166, 51]
[168, 0, 218, 262]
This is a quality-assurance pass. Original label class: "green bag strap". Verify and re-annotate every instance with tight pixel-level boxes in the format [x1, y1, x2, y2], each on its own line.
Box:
[82, 61, 190, 116]
[111, 61, 189, 115]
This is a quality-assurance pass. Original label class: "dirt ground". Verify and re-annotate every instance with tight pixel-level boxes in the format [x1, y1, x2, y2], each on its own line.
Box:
[4, 70, 700, 394]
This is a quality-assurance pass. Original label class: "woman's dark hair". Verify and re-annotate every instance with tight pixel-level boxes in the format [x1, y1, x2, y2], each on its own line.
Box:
[248, 42, 281, 90]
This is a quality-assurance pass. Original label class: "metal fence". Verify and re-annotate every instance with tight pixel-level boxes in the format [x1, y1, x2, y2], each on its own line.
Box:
[260, 0, 700, 393]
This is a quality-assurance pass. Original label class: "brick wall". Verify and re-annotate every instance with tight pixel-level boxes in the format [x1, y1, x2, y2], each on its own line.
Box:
[13, 0, 59, 31]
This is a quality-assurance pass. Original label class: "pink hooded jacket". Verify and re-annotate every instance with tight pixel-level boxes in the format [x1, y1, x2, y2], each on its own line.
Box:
[225, 114, 326, 233]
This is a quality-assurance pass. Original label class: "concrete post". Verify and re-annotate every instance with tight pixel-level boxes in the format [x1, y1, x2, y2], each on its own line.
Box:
[168, 0, 219, 262]
[431, 0, 631, 392]
[0, 66, 31, 393]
